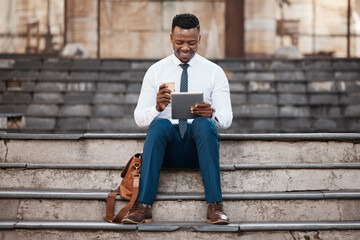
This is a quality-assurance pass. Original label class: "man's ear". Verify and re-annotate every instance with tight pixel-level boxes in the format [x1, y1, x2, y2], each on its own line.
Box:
[170, 33, 173, 41]
[198, 35, 201, 43]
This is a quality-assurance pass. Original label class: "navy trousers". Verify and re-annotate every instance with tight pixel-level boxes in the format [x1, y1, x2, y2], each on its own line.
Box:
[137, 117, 222, 205]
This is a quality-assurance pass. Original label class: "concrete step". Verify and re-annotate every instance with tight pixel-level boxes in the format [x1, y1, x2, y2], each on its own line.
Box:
[1, 133, 360, 165]
[1, 133, 360, 238]
[2, 189, 360, 200]
[1, 168, 359, 192]
[2, 162, 360, 170]
[1, 220, 360, 240]
[1, 190, 359, 222]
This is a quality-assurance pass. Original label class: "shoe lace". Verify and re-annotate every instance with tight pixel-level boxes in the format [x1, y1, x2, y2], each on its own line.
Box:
[211, 202, 224, 212]
[129, 202, 144, 213]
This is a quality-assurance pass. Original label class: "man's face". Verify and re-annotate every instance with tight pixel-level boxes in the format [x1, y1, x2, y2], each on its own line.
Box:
[170, 26, 201, 63]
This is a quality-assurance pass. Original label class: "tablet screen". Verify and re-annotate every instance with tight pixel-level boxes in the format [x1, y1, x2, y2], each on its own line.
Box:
[171, 92, 204, 119]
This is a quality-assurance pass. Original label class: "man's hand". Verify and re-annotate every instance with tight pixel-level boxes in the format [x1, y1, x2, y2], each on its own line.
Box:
[156, 84, 172, 112]
[191, 102, 214, 118]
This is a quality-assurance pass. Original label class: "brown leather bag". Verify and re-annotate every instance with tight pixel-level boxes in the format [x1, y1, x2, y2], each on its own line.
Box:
[104, 153, 142, 223]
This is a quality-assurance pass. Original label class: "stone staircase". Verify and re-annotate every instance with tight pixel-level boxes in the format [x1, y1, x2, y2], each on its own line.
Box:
[1, 133, 360, 239]
[1, 57, 360, 134]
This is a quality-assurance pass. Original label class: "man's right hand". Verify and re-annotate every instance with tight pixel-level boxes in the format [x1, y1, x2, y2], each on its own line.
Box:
[156, 84, 172, 112]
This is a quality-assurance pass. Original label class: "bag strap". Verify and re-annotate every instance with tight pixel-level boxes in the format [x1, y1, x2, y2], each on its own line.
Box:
[104, 174, 140, 223]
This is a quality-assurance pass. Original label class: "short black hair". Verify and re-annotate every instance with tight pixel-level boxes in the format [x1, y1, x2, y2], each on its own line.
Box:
[172, 13, 200, 32]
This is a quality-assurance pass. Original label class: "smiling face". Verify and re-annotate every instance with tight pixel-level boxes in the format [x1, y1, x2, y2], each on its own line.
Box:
[170, 26, 201, 63]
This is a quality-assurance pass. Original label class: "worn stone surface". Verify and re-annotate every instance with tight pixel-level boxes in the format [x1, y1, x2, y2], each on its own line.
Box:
[59, 105, 91, 117]
[280, 106, 310, 117]
[1, 93, 32, 103]
[66, 82, 95, 92]
[100, 1, 225, 59]
[33, 93, 63, 104]
[308, 82, 337, 92]
[25, 118, 56, 130]
[64, 93, 94, 104]
[5, 139, 144, 164]
[248, 82, 274, 92]
[93, 105, 124, 117]
[56, 118, 88, 130]
[278, 94, 307, 104]
[1, 59, 360, 133]
[154, 199, 360, 222]
[220, 141, 360, 164]
[10, 199, 360, 222]
[66, 0, 98, 58]
[93, 93, 124, 104]
[27, 104, 59, 116]
[89, 118, 121, 130]
[0, 199, 19, 219]
[280, 119, 311, 131]
[1, 229, 360, 240]
[4, 139, 360, 165]
[1, 168, 359, 192]
[16, 199, 108, 221]
[70, 72, 99, 81]
[100, 1, 161, 31]
[96, 83, 126, 92]
[0, 105, 27, 114]
[34, 82, 66, 92]
[0, 139, 6, 162]
[100, 31, 169, 59]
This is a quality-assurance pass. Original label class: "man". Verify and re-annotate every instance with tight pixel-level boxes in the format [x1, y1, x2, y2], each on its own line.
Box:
[122, 13, 233, 225]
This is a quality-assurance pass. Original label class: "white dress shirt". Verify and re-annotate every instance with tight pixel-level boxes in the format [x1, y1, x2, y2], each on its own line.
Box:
[134, 53, 233, 129]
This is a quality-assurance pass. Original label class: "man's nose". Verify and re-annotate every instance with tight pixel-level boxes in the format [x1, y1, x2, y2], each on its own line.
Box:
[181, 44, 190, 51]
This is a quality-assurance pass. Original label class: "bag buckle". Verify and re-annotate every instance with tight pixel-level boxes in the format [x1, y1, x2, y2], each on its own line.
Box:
[133, 162, 141, 175]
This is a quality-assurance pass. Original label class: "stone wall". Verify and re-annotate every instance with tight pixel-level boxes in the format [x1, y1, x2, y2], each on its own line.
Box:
[245, 0, 360, 58]
[66, 0, 98, 58]
[2, 0, 360, 58]
[99, 0, 225, 59]
[0, 57, 359, 133]
[0, 0, 64, 54]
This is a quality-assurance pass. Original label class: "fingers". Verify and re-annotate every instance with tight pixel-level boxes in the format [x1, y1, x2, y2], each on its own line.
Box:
[159, 84, 168, 91]
[159, 84, 172, 95]
[157, 89, 171, 102]
[191, 110, 211, 117]
[157, 93, 171, 104]
[156, 84, 172, 112]
[193, 102, 211, 108]
[191, 102, 212, 117]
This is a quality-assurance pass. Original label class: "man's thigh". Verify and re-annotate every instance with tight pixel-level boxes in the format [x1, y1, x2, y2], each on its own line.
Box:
[162, 124, 199, 169]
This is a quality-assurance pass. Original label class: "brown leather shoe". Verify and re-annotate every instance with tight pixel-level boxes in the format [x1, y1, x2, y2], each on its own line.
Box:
[121, 201, 152, 224]
[206, 202, 229, 225]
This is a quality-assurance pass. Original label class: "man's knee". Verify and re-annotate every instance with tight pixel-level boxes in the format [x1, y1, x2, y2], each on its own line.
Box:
[148, 118, 173, 137]
[191, 117, 218, 137]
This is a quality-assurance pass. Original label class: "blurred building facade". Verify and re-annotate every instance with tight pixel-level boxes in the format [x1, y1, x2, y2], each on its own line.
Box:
[1, 0, 360, 59]
[1, 0, 360, 134]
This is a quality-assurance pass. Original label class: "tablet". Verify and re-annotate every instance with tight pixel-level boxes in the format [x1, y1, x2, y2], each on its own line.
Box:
[171, 92, 204, 119]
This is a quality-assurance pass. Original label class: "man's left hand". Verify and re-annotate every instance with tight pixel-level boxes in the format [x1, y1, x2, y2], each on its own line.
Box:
[191, 102, 213, 118]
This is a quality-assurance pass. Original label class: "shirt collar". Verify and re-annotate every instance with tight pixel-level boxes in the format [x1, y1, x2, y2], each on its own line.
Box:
[171, 53, 198, 67]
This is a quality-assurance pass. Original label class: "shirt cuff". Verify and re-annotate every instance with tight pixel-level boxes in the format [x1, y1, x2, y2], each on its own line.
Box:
[151, 106, 160, 118]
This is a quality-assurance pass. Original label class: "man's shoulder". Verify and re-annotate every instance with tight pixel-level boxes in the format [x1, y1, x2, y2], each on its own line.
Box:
[195, 54, 223, 70]
[148, 55, 173, 70]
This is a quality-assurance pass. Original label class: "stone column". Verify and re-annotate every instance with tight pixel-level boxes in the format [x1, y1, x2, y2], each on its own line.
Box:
[66, 0, 98, 58]
[245, 0, 277, 58]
